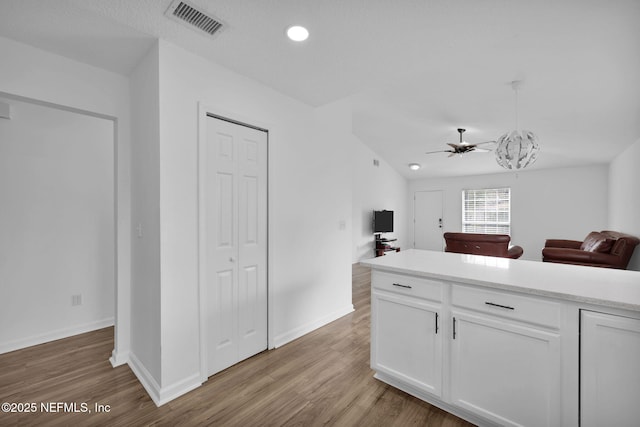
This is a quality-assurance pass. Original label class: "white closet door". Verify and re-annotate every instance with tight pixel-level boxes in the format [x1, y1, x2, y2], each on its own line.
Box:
[236, 124, 268, 361]
[206, 116, 267, 376]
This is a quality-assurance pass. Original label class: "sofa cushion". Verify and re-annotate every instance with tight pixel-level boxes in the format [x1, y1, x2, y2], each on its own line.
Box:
[611, 239, 626, 256]
[580, 232, 614, 253]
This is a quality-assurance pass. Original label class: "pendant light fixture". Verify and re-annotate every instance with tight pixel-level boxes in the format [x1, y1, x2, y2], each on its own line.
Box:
[495, 80, 540, 170]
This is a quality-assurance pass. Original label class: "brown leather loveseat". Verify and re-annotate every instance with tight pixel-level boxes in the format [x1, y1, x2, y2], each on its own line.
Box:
[444, 232, 524, 259]
[542, 230, 639, 269]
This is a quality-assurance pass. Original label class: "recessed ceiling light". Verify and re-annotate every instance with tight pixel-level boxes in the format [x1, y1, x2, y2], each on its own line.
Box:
[286, 25, 309, 42]
[409, 163, 421, 171]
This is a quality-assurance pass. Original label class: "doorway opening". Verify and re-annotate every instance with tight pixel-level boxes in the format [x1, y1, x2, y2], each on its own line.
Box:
[0, 93, 117, 355]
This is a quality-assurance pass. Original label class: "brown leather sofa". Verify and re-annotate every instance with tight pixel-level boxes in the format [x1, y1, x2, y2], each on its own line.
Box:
[444, 232, 524, 259]
[542, 230, 640, 269]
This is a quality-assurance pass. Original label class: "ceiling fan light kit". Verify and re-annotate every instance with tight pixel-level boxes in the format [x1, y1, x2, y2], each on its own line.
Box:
[495, 80, 540, 170]
[425, 128, 495, 157]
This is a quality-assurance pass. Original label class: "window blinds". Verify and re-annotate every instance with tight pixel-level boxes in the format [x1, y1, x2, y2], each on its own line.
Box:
[462, 187, 511, 234]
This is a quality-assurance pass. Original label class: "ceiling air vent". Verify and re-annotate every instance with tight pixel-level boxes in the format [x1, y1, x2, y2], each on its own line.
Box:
[165, 0, 224, 38]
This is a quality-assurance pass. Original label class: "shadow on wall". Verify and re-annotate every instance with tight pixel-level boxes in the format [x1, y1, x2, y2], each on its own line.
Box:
[356, 210, 375, 260]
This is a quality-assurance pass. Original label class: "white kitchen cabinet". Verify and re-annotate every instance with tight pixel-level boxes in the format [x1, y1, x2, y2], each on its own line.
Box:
[363, 249, 640, 427]
[371, 289, 442, 396]
[450, 310, 561, 426]
[581, 310, 640, 427]
[370, 271, 444, 397]
[449, 284, 562, 426]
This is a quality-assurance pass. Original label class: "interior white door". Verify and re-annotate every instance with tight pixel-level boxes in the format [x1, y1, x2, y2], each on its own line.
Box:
[414, 190, 444, 251]
[206, 115, 267, 376]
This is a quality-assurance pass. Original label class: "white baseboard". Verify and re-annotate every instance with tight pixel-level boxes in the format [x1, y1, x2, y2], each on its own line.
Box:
[128, 352, 162, 405]
[0, 317, 115, 355]
[273, 304, 355, 348]
[128, 352, 202, 407]
[157, 374, 202, 406]
[109, 349, 130, 367]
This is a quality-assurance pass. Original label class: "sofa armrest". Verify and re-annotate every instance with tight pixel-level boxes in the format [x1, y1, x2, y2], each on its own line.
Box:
[542, 248, 620, 267]
[507, 245, 524, 259]
[544, 239, 582, 249]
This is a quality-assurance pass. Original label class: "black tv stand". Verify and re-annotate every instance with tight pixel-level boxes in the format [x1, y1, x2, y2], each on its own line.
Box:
[375, 234, 400, 257]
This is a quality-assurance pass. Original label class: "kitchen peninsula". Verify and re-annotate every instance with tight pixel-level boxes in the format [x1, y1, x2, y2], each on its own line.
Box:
[361, 249, 640, 427]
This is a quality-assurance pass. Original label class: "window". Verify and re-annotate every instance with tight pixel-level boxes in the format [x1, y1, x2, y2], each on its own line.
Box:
[462, 187, 511, 234]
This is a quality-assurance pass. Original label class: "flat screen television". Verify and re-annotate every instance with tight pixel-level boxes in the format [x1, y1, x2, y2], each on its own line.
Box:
[373, 210, 394, 233]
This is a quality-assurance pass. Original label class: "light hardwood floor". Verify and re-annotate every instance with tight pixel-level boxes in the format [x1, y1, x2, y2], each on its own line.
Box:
[0, 264, 473, 426]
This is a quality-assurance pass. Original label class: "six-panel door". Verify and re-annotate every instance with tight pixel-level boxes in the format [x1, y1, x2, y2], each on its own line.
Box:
[206, 115, 268, 376]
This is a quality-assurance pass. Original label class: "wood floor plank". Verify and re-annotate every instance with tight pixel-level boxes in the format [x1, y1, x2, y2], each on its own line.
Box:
[0, 264, 474, 426]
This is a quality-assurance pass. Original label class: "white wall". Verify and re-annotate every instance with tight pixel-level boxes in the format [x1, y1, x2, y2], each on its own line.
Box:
[0, 97, 114, 353]
[409, 165, 609, 261]
[352, 138, 409, 262]
[129, 43, 162, 385]
[0, 36, 131, 361]
[609, 139, 640, 271]
[126, 40, 353, 400]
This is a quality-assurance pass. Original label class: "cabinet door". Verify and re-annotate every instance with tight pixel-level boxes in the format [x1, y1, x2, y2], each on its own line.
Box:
[450, 311, 561, 427]
[371, 290, 442, 396]
[581, 310, 640, 427]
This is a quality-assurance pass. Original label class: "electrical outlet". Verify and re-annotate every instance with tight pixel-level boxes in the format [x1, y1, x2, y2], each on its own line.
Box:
[72, 294, 82, 306]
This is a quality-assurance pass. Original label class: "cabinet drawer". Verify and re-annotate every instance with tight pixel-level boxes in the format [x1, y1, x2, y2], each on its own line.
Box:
[372, 270, 444, 302]
[452, 284, 561, 329]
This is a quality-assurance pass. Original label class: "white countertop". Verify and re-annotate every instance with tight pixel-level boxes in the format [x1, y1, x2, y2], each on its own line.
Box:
[361, 249, 640, 312]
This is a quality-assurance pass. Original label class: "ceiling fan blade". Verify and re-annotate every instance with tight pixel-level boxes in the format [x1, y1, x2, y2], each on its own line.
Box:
[474, 140, 497, 146]
[471, 148, 492, 153]
[446, 143, 460, 149]
[425, 149, 454, 155]
[448, 152, 458, 158]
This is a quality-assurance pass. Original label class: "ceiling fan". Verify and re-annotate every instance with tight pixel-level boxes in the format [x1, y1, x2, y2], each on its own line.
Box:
[426, 128, 496, 157]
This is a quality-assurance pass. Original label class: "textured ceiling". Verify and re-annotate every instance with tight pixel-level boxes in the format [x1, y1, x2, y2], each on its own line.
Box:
[1, 0, 639, 179]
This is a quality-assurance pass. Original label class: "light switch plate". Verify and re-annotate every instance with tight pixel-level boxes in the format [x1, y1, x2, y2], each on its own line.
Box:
[0, 101, 11, 120]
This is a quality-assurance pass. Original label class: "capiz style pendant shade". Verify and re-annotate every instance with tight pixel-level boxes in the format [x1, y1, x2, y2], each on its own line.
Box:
[495, 129, 539, 170]
[495, 80, 540, 170]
